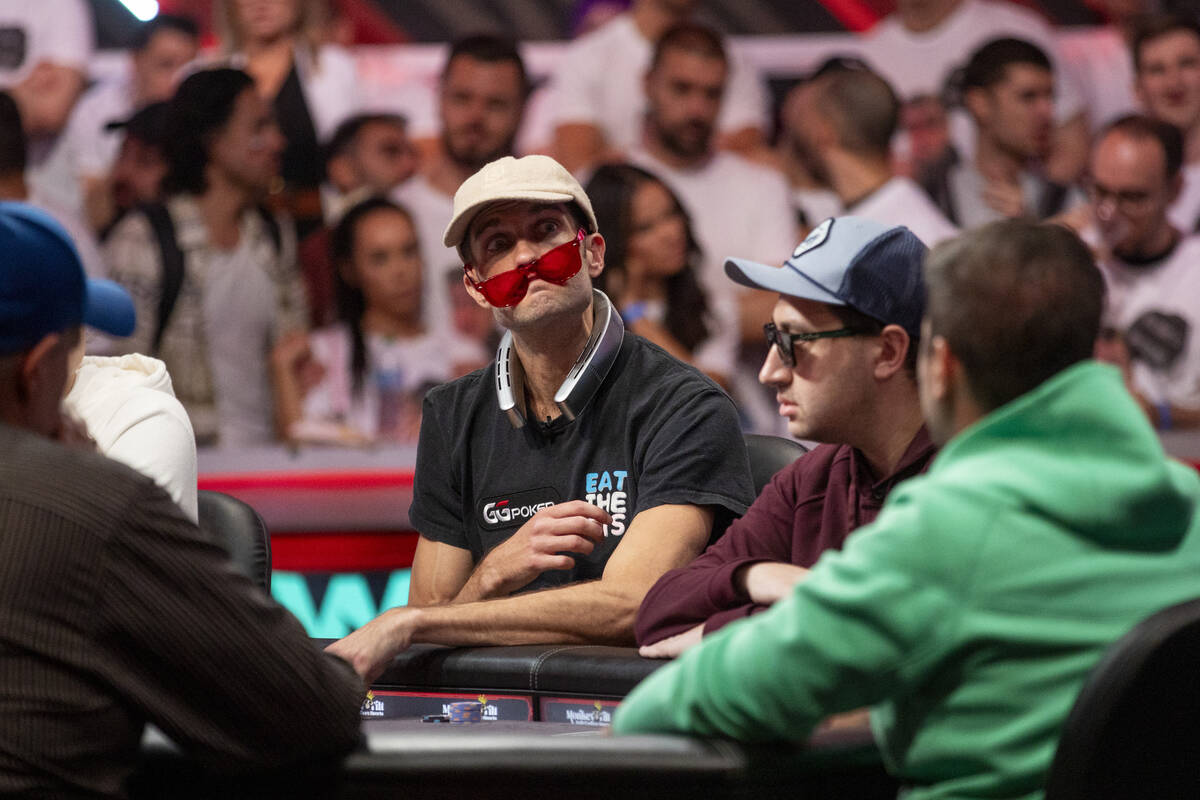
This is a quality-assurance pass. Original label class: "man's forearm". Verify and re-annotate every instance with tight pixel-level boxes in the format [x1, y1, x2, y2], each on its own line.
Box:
[407, 578, 643, 647]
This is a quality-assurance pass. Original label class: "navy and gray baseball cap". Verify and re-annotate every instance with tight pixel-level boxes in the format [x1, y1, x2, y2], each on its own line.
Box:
[0, 202, 136, 353]
[724, 216, 928, 338]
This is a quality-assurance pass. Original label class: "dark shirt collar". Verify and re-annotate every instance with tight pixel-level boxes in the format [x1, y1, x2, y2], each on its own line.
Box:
[850, 425, 937, 497]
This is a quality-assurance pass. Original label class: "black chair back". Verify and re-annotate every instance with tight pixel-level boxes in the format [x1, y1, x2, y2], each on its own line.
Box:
[1044, 596, 1200, 800]
[745, 433, 808, 495]
[197, 490, 272, 592]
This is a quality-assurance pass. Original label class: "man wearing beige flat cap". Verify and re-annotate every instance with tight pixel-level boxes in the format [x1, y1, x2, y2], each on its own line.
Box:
[328, 155, 754, 682]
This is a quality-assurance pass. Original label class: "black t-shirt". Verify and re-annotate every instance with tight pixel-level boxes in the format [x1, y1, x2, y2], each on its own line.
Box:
[410, 334, 755, 593]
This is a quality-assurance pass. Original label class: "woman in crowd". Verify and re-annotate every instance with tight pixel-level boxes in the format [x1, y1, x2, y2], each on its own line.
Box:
[273, 196, 484, 445]
[585, 162, 736, 388]
[217, 0, 360, 234]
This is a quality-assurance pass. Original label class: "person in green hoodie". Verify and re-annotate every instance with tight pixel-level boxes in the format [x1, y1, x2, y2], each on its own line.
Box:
[612, 218, 1200, 800]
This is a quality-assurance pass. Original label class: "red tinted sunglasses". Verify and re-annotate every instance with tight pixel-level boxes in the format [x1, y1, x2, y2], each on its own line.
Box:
[464, 229, 586, 308]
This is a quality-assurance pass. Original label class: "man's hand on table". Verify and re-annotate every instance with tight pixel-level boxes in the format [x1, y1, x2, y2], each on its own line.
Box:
[326, 607, 420, 684]
[735, 562, 810, 605]
[639, 623, 703, 659]
[459, 501, 612, 600]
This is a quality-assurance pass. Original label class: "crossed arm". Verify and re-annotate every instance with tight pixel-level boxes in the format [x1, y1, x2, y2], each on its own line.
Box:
[326, 502, 715, 683]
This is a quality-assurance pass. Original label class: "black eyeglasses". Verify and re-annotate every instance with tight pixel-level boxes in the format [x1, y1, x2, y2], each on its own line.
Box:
[763, 322, 868, 367]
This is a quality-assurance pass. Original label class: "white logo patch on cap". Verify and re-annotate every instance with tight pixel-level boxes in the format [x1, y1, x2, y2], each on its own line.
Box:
[793, 218, 833, 259]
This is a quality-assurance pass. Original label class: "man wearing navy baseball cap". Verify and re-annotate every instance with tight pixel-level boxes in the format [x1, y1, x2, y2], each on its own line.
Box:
[0, 202, 136, 436]
[636, 215, 938, 656]
[0, 200, 363, 796]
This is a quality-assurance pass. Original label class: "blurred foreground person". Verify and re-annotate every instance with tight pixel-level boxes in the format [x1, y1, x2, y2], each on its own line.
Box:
[0, 202, 361, 797]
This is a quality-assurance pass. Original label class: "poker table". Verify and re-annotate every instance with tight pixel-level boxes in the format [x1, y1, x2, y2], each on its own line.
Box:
[130, 637, 895, 797]
[132, 714, 895, 799]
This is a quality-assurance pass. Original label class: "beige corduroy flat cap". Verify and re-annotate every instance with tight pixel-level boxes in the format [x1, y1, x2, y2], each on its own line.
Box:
[442, 155, 598, 250]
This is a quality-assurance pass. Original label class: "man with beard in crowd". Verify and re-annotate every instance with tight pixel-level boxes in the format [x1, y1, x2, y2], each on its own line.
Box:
[394, 35, 529, 335]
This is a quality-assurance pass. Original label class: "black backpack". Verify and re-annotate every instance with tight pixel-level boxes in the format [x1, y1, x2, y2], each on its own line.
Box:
[105, 203, 281, 354]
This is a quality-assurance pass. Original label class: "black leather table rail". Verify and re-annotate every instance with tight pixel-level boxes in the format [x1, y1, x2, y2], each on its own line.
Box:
[132, 718, 897, 799]
[374, 642, 665, 696]
[313, 641, 670, 723]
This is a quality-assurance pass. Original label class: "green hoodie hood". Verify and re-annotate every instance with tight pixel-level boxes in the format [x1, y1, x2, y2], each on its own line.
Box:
[931, 360, 1195, 552]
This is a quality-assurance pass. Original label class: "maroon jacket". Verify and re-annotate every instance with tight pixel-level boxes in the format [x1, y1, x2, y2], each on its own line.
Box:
[635, 427, 936, 645]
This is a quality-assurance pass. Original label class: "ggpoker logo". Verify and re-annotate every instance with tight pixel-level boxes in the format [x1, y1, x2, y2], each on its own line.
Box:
[478, 488, 559, 530]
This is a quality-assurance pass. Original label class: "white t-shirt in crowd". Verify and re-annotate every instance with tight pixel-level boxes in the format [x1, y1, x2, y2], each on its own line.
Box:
[297, 323, 483, 444]
[28, 185, 105, 279]
[0, 0, 92, 86]
[629, 147, 796, 435]
[65, 353, 198, 522]
[391, 174, 458, 334]
[1168, 163, 1200, 235]
[846, 176, 959, 247]
[793, 187, 843, 232]
[1059, 26, 1138, 133]
[629, 149, 796, 291]
[27, 76, 135, 218]
[863, 0, 1082, 118]
[61, 76, 135, 178]
[547, 14, 768, 154]
[202, 234, 279, 447]
[1097, 234, 1200, 411]
[864, 0, 1084, 166]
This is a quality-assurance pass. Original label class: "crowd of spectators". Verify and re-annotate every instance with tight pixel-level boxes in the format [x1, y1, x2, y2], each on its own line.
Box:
[4, 0, 1200, 449]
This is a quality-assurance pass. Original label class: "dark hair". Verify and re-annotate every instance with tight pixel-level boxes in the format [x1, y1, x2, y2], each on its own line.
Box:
[961, 37, 1053, 92]
[1101, 114, 1185, 181]
[1132, 14, 1200, 73]
[324, 112, 407, 168]
[924, 220, 1104, 412]
[161, 68, 255, 196]
[0, 92, 26, 175]
[110, 100, 170, 148]
[585, 163, 710, 352]
[441, 34, 530, 98]
[131, 13, 199, 51]
[650, 23, 728, 72]
[811, 63, 900, 158]
[330, 196, 419, 392]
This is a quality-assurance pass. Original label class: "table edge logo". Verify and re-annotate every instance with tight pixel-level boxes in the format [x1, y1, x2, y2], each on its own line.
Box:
[361, 690, 384, 717]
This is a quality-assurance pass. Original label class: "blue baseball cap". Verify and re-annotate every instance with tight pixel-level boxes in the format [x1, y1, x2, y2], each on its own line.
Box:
[0, 203, 136, 354]
[724, 216, 928, 338]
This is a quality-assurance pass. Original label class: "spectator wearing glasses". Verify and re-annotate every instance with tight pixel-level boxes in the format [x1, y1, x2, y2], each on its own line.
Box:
[636, 216, 935, 656]
[326, 154, 754, 683]
[1082, 115, 1200, 429]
